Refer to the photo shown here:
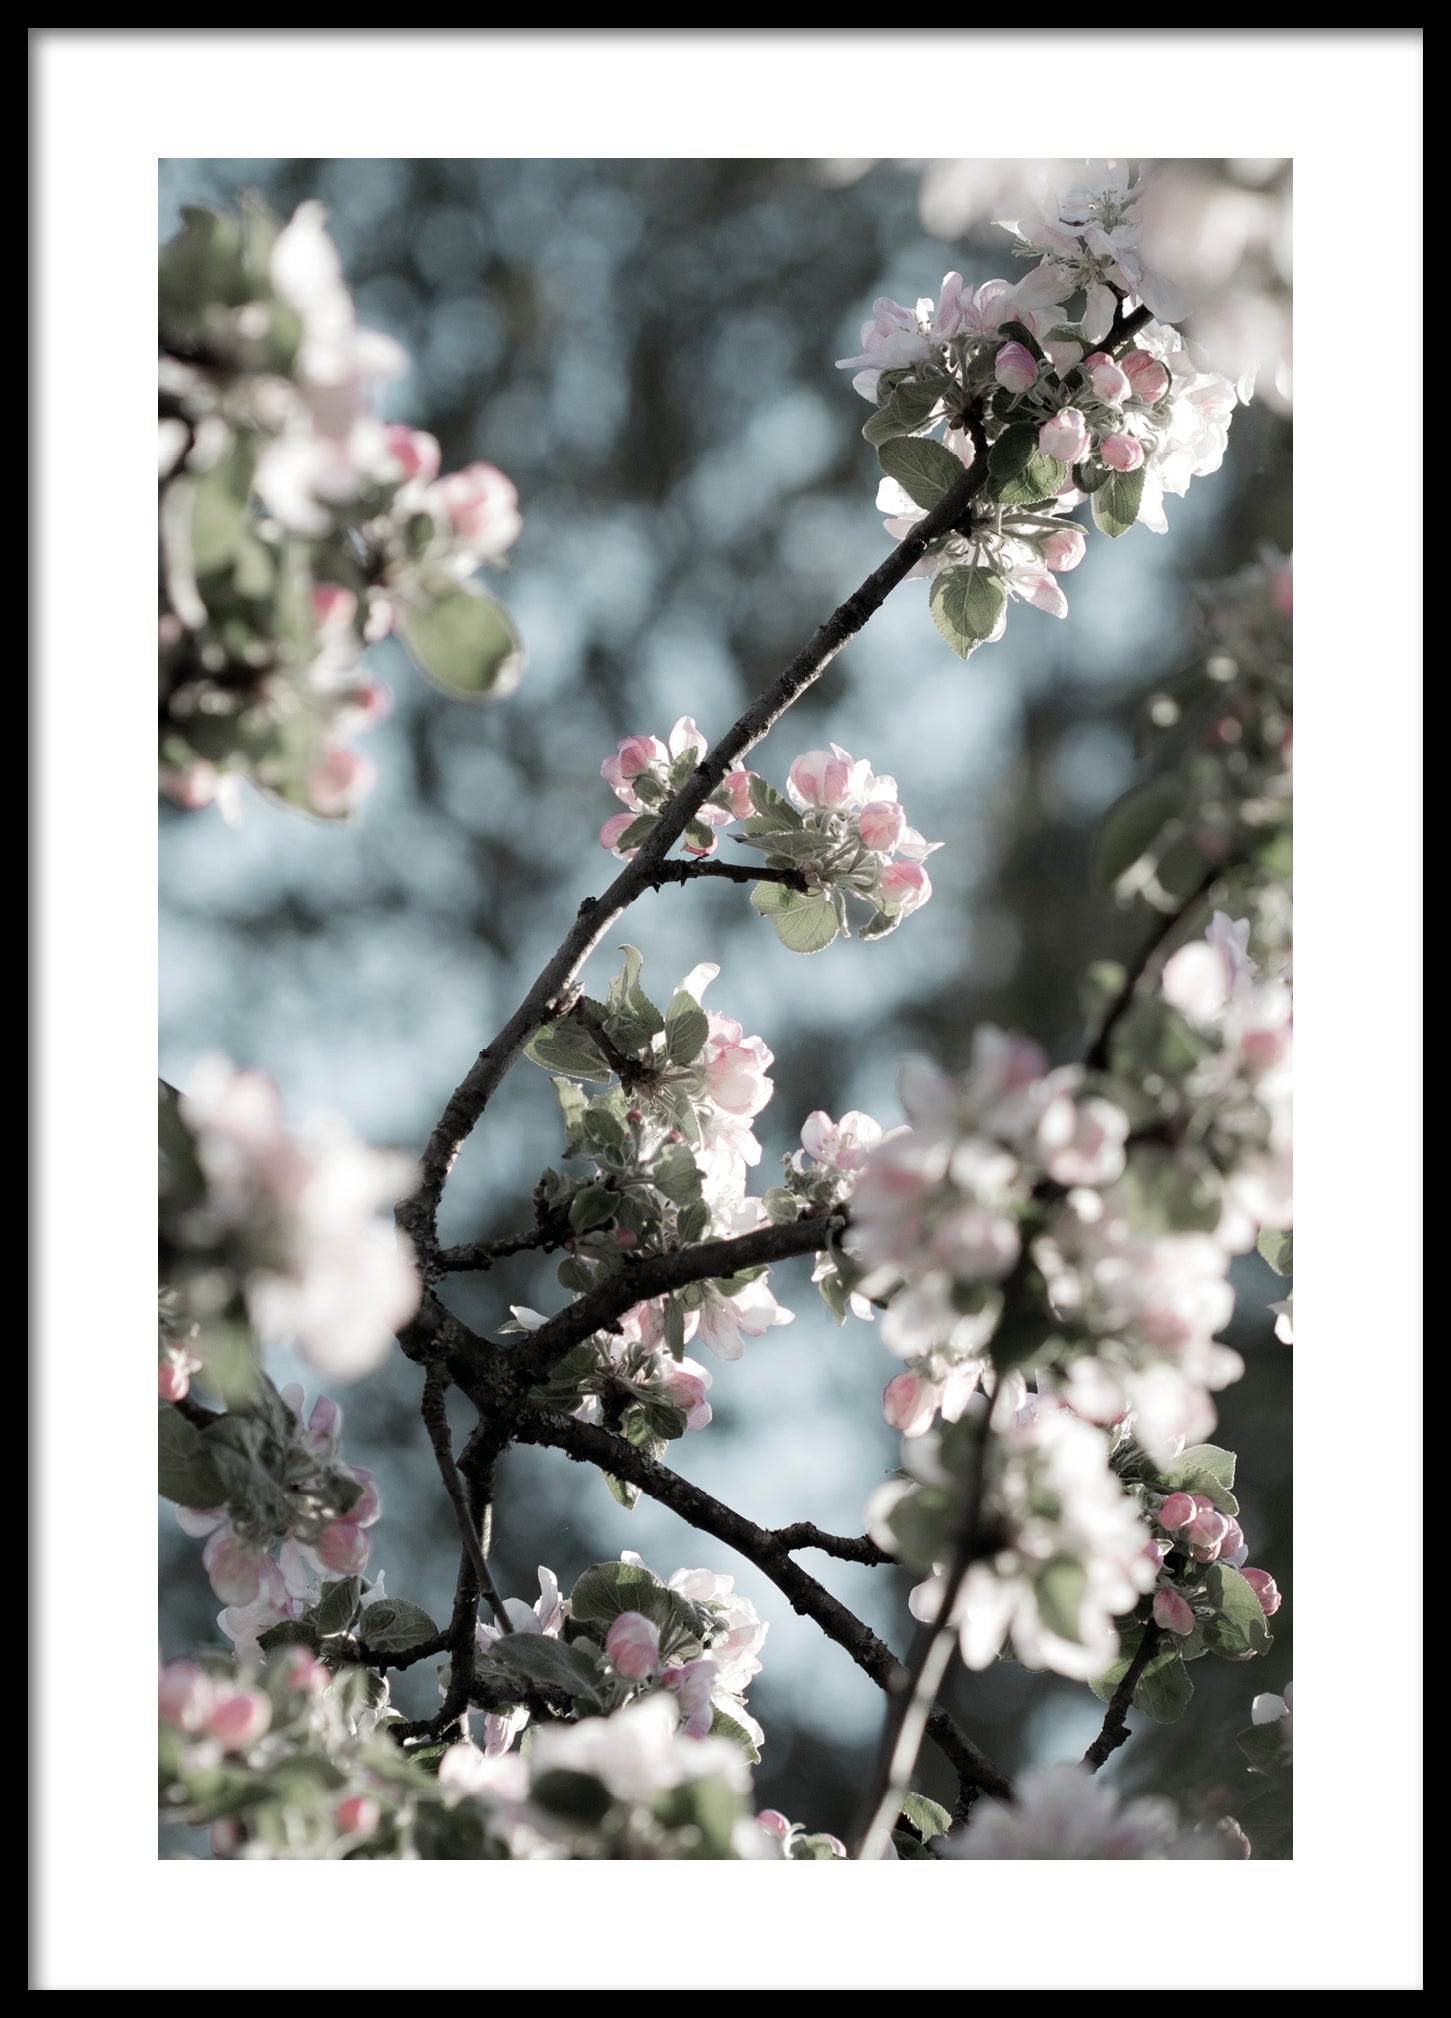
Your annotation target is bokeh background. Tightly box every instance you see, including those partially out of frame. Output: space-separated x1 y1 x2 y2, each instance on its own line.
159 157 1292 1849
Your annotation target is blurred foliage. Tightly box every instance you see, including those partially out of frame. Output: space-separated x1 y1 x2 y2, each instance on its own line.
160 157 1291 1848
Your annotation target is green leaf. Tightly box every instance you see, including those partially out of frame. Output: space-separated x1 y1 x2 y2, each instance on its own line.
312 1576 363 1638
1158 1444 1239 1517
749 879 841 954
1202 1563 1272 1658
744 775 805 833
899 1792 953 1843
603 1471 642 1510
667 746 700 791
551 1077 591 1155
399 585 525 699
1091 467 1146 539
525 1020 614 1082
1093 776 1183 890
997 319 1048 364
653 1776 740 1858
1037 1557 1089 1644
889 1829 936 1860
484 1633 606 1711
676 1199 711 1245
609 812 660 854
664 991 709 1066
708 1703 762 1765
984 423 1068 505
623 1399 687 1447
567 1562 706 1656
861 373 947 446
877 435 967 511
157 1409 227 1508
357 1598 440 1656
530 1767 615 1827
929 566 1006 660
568 1186 617 1234
1257 1229 1293 1277
1236 1721 1292 1775
606 946 665 1048
189 456 252 574
256 1618 322 1656
1090 1625 1194 1722
652 1140 703 1206
884 1484 956 1575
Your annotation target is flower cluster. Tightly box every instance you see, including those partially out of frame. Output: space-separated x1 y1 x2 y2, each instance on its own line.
159 1060 420 1386
837 163 1239 656
946 1760 1241 1861
465 1554 769 1776
164 1379 382 1660
159 199 524 822
1146 1484 1282 1642
599 716 754 859
599 727 942 955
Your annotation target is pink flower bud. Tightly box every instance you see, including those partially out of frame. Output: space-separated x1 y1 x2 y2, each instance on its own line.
1040 525 1086 573
158 1359 191 1403
336 1795 381 1839
1185 1506 1230 1562
312 584 358 632
202 1530 267 1606
1122 350 1170 404
205 1684 272 1753
994 341 1039 394
858 799 907 854
718 768 755 819
883 1371 941 1438
1085 352 1132 405
606 1611 661 1680
608 735 665 783
756 1809 792 1840
159 1660 216 1733
788 749 857 812
615 1226 639 1249
662 1368 713 1431
873 859 932 915
382 425 441 486
1038 409 1091 465
312 1520 370 1575
1153 1586 1197 1635
306 745 375 817
1157 1492 1197 1532
1240 1568 1282 1616
427 462 521 560
1100 433 1145 472
1219 1517 1247 1568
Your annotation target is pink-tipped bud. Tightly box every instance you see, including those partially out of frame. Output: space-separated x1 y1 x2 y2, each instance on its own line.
718 768 756 819
1153 1586 1197 1636
615 1227 639 1249
158 1358 191 1403
756 1809 792 1839
1157 1492 1197 1532
994 341 1039 394
611 735 665 782
788 749 858 812
1185 1506 1231 1562
1240 1568 1282 1617
858 799 907 855
1038 408 1091 465
1040 525 1086 573
605 1610 661 1680
1085 352 1131 405
205 1684 272 1753
382 425 441 486
336 1795 381 1839
872 859 932 915
1122 350 1171 404
158 1660 216 1733
1219 1516 1248 1568
1100 433 1145 472
662 1368 712 1431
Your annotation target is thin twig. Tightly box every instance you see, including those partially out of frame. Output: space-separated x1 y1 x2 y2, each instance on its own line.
1082 1619 1161 1770
1085 861 1227 1071
514 1406 1012 1806
647 860 810 893
420 1361 513 1636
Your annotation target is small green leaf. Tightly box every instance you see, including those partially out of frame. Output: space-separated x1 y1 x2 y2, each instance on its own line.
568 1186 617 1234
484 1633 606 1710
1202 1563 1272 1659
257 1618 323 1656
1093 776 1183 890
929 566 1006 660
525 1021 614 1082
652 1141 703 1205
877 436 967 511
744 775 805 833
1091 467 1146 539
861 373 947 446
357 1598 440 1656
1090 1625 1195 1722
1236 1721 1292 1775
1158 1444 1239 1517
399 585 525 699
1257 1229 1293 1277
312 1576 363 1638
157 1409 226 1509
749 879 841 954
664 991 709 1066
530 1768 615 1827
985 423 1068 505
707 1703 762 1765
899 1792 953 1843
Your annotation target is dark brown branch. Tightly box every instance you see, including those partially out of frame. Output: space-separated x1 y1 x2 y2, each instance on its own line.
1106 301 1155 356
329 1631 451 1674
397 462 986 1270
437 1206 572 1276
772 1524 889 1567
648 859 810 893
1083 1619 1161 1770
1085 861 1227 1072
514 1407 1012 1805
420 1361 512 1637
511 1212 845 1390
